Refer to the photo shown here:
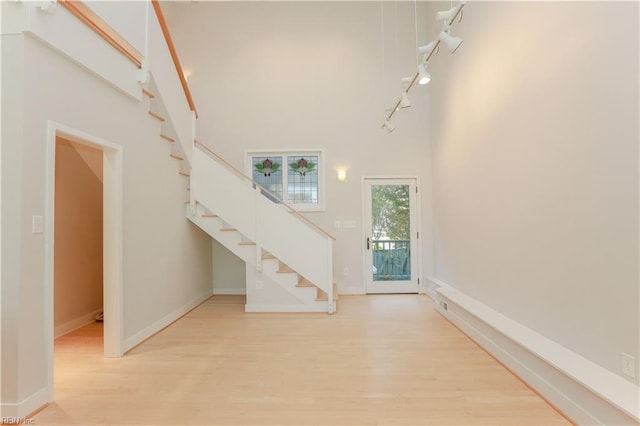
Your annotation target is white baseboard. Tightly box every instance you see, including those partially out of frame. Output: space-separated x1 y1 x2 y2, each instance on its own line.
213 287 246 295
123 291 211 353
339 286 366 295
431 281 639 425
245 303 327 313
1 386 49 418
54 308 103 338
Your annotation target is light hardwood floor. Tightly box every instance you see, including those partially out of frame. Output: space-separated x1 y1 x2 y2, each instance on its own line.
33 295 571 425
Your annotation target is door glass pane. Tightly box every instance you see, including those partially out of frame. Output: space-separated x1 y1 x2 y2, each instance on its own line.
371 184 411 281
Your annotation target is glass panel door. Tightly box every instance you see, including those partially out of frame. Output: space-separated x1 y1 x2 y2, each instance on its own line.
364 178 418 293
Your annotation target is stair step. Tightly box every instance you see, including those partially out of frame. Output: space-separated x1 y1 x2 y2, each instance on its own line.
148 111 166 122
315 283 339 301
262 253 277 260
170 154 184 161
297 279 315 288
220 228 237 232
277 265 296 274
238 241 256 246
160 134 175 143
201 214 218 218
142 88 155 99
179 171 190 177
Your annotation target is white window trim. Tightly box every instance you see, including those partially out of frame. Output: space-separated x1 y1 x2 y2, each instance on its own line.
244 149 325 212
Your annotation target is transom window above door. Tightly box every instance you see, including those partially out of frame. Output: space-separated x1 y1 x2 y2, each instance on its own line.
245 150 324 211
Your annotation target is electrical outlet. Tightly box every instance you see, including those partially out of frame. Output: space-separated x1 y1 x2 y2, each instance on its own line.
256 280 263 289
621 353 636 378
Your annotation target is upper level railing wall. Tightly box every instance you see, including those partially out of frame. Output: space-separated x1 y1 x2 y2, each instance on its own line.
3 0 197 161
8 0 143 99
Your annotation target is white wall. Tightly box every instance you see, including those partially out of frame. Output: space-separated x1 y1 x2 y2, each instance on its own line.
168 1 436 295
1 30 212 414
426 1 639 385
212 240 245 295
1 34 25 412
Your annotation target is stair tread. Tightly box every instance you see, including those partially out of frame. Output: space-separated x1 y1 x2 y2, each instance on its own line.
201 214 218 218
220 228 237 232
142 88 155 99
160 134 176 143
148 111 166 122
179 172 190 177
238 241 256 246
262 253 277 260
170 154 184 160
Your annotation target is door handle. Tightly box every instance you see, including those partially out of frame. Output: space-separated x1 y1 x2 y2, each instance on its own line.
366 237 370 250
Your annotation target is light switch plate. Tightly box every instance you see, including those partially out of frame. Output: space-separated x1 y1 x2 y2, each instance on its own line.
32 215 44 234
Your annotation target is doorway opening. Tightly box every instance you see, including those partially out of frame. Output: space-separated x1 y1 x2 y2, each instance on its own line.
45 122 123 403
363 177 420 294
53 138 104 341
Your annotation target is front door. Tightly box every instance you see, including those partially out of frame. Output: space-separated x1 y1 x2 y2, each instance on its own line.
364 178 419 293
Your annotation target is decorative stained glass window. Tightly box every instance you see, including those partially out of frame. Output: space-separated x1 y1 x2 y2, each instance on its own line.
251 156 283 202
287 156 318 204
247 151 323 211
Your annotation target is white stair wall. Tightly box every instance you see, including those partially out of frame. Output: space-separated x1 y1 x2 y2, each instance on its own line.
190 147 335 310
187 204 332 312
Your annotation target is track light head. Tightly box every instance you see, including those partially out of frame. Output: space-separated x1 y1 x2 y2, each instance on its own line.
417 64 431 85
418 41 436 56
439 30 463 54
400 92 411 109
436 6 458 22
383 119 395 132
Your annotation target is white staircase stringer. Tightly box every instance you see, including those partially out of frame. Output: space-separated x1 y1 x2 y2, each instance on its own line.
186 205 322 307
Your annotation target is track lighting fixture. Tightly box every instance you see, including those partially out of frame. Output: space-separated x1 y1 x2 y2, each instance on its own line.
381 1 467 132
417 64 431 85
439 30 463 54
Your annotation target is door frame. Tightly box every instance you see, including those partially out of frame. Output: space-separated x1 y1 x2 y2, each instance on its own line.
44 121 124 402
361 176 422 294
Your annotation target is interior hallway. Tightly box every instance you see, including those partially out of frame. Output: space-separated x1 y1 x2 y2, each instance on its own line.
34 295 571 425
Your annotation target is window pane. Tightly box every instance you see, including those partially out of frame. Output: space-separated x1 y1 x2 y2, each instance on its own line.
287 156 318 205
251 156 283 202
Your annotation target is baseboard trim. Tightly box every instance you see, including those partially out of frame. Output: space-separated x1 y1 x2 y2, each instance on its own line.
123 291 212 353
213 287 246 295
431 282 639 425
244 303 327 313
54 308 103 338
1 386 49 418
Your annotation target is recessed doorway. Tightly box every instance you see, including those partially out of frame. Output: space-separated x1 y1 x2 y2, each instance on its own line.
45 122 124 403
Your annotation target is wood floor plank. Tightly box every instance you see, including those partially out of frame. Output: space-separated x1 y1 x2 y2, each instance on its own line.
33 295 571 425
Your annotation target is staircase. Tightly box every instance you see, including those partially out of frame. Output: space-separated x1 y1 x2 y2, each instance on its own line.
142 82 337 314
